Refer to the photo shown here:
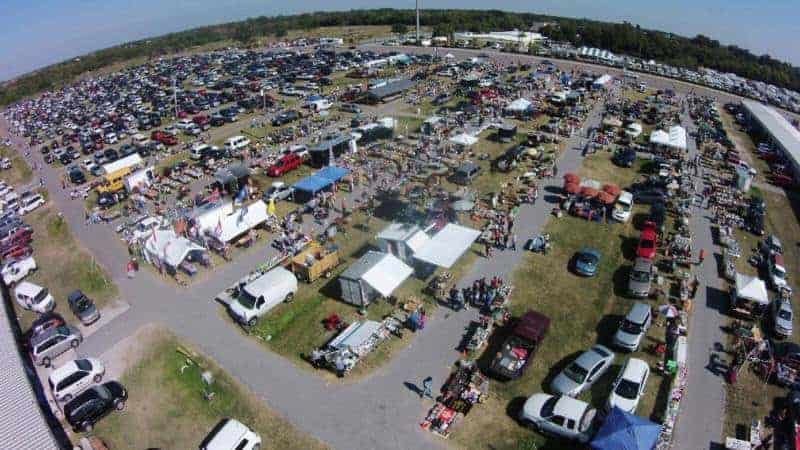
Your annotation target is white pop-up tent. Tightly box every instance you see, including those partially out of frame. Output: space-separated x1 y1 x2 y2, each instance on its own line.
102 153 142 175
505 98 533 113
650 125 687 152
414 223 481 268
449 133 479 147
734 273 768 305
143 228 205 269
214 200 269 243
339 251 413 306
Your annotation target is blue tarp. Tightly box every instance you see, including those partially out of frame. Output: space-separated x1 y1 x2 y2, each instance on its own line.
293 175 332 194
590 408 660 450
315 166 350 183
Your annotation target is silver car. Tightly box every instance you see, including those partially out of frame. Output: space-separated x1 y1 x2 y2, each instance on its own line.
551 345 615 396
773 297 793 339
30 325 82 367
628 258 653 298
613 302 651 352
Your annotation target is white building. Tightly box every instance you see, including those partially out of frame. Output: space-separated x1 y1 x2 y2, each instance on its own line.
454 30 545 49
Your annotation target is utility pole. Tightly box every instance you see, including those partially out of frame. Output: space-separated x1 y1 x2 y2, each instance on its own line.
415 0 420 44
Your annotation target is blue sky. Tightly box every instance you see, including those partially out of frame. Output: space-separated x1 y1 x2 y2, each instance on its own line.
1 0 798 81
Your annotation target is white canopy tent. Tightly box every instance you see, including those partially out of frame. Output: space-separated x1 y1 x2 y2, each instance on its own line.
414 223 481 268
328 321 382 351
360 253 414 297
650 125 687 151
734 273 768 305
505 98 532 112
215 200 269 243
194 202 234 233
449 134 479 147
102 153 142 175
143 228 205 268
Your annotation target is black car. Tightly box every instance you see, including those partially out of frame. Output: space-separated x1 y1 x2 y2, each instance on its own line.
272 110 299 126
103 148 119 162
649 202 666 231
210 115 226 127
613 148 637 168
67 290 100 325
64 381 127 432
68 166 86 185
631 188 667 205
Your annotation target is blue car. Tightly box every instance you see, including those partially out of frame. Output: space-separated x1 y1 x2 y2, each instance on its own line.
574 248 601 276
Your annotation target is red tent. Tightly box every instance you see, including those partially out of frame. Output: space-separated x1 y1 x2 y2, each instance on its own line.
602 184 621 196
564 182 581 195
597 191 616 204
580 187 599 198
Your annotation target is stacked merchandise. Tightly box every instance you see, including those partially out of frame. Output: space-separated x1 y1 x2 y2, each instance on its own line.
421 360 489 438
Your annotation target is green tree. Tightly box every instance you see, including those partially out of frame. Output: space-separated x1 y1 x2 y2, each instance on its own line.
391 23 408 36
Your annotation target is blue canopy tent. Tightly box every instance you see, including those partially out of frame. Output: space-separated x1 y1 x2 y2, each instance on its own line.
292 175 333 203
590 408 660 450
315 166 351 183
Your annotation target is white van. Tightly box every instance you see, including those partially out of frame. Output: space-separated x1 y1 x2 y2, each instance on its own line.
200 418 262 450
1 256 37 285
15 281 55 313
132 133 150 147
228 267 297 326
224 136 250 154
190 143 211 160
612 191 633 223
18 193 45 215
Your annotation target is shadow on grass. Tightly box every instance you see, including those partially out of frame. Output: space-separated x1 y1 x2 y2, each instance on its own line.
649 371 672 423
596 314 623 347
612 265 632 298
619 234 639 262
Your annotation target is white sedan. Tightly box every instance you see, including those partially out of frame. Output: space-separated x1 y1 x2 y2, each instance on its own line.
519 393 597 443
607 358 650 413
48 358 105 402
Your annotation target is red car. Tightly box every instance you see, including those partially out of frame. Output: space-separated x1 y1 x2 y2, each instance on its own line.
151 131 178 146
267 153 303 177
637 221 657 260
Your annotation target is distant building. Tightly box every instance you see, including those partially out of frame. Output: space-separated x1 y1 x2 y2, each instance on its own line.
743 99 800 179
453 30 545 49
319 37 344 46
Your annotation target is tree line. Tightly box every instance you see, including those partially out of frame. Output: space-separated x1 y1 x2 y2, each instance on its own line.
1 9 798 106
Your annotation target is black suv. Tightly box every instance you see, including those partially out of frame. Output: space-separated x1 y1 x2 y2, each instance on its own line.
272 110 299 126
68 166 86 185
64 381 127 432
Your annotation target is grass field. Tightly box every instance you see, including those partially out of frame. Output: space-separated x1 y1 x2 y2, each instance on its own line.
92 331 328 450
11 206 118 330
0 145 33 186
452 150 673 449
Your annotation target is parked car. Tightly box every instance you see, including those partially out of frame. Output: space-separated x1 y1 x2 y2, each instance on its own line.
18 193 45 215
68 166 86 184
519 393 598 443
263 182 293 202
631 188 666 205
773 297 794 339
339 103 361 114
613 302 652 351
200 418 262 450
64 381 127 432
550 345 615 396
67 290 101 326
28 311 65 340
489 310 550 379
15 281 55 313
767 253 789 290
612 191 633 222
573 248 601 277
636 221 657 260
48 358 105 402
1 255 36 286
30 324 82 367
272 110 299 126
607 357 650 413
451 163 481 185
628 257 653 298
267 153 303 177
613 148 636 167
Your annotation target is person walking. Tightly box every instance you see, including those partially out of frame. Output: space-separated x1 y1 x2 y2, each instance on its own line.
422 376 433 399
510 233 517 251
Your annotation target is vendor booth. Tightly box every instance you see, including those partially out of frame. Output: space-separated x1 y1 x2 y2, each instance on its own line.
421 360 489 439
649 126 687 155
413 223 481 269
214 164 250 193
210 200 269 244
292 175 333 203
315 166 351 184
449 134 478 149
308 134 352 167
124 166 154 193
376 223 430 265
338 251 413 307
309 318 401 376
730 273 768 319
143 228 208 275
504 98 534 118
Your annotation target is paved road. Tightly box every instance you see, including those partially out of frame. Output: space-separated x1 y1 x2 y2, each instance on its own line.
672 108 727 448
1 85 606 449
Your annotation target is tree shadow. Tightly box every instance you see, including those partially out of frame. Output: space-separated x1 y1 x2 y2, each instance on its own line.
612 265 632 297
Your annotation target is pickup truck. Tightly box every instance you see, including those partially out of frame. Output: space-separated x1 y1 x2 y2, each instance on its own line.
490 310 550 380
267 153 303 177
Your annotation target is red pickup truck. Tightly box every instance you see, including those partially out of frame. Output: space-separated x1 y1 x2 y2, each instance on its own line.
193 115 211 130
151 131 178 146
267 153 304 177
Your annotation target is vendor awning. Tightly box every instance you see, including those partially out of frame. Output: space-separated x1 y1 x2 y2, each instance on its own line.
505 98 532 112
102 153 142 175
734 273 768 305
360 252 413 297
315 166 350 183
328 321 382 351
649 125 687 151
414 223 480 268
293 175 333 194
144 228 204 267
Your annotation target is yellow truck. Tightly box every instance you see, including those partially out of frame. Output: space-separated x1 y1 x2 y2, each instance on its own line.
290 242 340 283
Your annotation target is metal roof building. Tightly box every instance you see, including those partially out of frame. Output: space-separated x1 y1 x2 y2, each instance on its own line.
365 79 416 103
743 99 800 174
0 289 63 450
